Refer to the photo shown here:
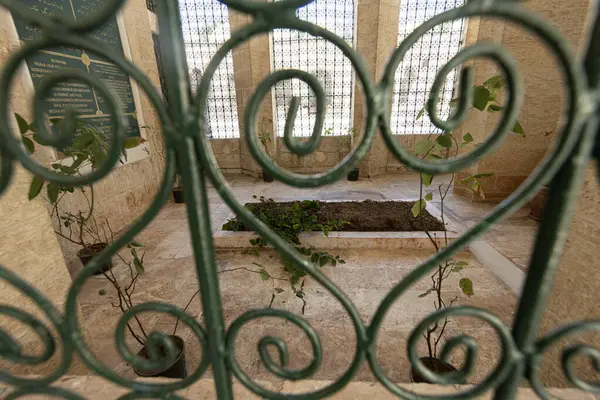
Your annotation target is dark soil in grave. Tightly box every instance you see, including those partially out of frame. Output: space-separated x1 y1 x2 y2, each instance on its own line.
228 200 445 232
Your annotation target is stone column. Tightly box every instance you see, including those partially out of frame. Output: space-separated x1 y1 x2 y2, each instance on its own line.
353 0 401 177
229 5 275 178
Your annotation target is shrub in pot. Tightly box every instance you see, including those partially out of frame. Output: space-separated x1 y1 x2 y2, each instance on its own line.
410 75 526 382
21 114 195 378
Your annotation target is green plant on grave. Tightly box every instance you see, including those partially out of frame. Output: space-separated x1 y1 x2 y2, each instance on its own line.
412 75 526 363
222 196 348 313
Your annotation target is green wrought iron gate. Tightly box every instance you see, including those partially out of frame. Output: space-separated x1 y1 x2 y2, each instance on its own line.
0 0 599 398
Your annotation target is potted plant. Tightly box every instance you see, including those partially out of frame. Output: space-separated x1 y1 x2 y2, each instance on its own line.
20 114 195 377
20 115 143 274
410 75 525 382
172 174 184 203
258 119 274 182
97 240 196 379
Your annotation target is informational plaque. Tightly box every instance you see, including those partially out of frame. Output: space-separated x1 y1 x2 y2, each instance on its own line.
12 0 141 142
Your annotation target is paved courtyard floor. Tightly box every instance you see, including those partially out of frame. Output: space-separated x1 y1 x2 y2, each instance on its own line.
55 173 546 388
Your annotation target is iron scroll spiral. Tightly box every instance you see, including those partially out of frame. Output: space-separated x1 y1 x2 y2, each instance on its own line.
0 0 597 399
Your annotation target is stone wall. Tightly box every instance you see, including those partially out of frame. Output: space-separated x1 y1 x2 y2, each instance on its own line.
46 0 166 274
211 139 241 174
0 7 75 377
454 0 592 200
276 137 350 174
539 165 600 386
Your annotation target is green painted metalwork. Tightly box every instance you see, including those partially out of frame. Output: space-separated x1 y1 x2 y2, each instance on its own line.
0 0 598 398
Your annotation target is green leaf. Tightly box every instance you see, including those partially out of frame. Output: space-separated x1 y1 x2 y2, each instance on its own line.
472 86 490 111
411 199 426 217
98 289 107 296
15 113 29 135
338 259 346 264
32 133 51 146
134 257 144 274
453 261 468 272
319 256 329 267
124 137 143 149
484 75 505 90
459 176 474 184
28 121 37 132
311 253 319 263
459 278 474 297
260 269 270 281
416 107 425 120
436 134 453 148
130 240 144 248
421 172 434 187
28 176 44 200
415 139 434 155
512 121 525 136
449 98 459 109
487 104 504 112
419 289 432 298
472 172 495 179
424 192 433 201
22 137 35 153
59 165 77 175
47 183 59 204
463 133 473 143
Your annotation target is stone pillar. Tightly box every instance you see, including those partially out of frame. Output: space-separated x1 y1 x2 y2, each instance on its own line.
353 0 401 177
229 5 275 178
454 0 591 200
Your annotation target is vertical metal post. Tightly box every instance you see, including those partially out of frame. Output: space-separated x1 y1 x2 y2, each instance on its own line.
154 1 233 398
493 2 600 398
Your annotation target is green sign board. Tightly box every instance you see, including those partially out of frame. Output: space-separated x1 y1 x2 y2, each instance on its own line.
12 0 141 140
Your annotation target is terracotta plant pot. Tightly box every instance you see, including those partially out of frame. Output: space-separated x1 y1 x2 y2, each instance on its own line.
77 243 113 276
172 188 185 204
347 168 360 181
528 185 549 221
134 335 187 379
262 170 274 182
409 357 459 384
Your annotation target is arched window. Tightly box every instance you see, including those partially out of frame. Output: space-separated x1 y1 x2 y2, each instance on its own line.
180 0 240 138
391 0 467 135
272 0 356 137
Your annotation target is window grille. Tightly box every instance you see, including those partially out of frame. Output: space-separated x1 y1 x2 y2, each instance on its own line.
179 0 240 138
272 0 355 137
390 0 467 135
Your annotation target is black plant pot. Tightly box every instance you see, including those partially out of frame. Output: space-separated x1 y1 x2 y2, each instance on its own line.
172 188 185 204
262 170 274 182
134 335 187 379
528 185 549 221
347 168 360 181
77 243 113 276
409 357 459 384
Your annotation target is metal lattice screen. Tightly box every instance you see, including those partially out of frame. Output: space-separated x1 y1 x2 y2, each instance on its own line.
391 0 467 135
272 0 355 137
179 0 240 138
